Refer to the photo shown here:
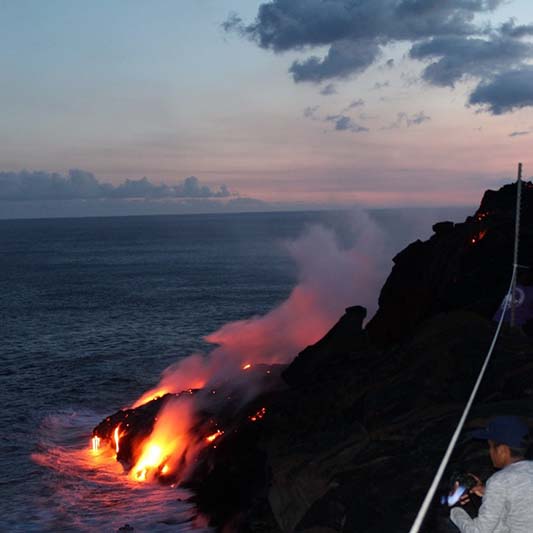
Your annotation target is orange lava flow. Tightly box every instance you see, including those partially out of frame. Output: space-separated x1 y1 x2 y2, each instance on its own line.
242 363 252 370
113 425 122 454
131 388 171 409
130 397 195 483
91 435 101 452
206 430 224 443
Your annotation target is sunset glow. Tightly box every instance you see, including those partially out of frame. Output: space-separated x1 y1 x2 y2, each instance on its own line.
2 1 533 220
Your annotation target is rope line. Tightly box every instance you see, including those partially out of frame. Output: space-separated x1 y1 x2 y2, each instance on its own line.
408 265 517 533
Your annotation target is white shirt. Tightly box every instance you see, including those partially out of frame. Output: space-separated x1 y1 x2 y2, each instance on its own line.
450 460 533 533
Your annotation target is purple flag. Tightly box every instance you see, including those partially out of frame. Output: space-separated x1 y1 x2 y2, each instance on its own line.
493 284 533 326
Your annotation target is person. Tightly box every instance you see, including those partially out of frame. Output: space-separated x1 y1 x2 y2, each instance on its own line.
450 415 533 533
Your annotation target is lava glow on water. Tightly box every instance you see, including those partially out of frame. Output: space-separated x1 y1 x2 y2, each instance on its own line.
32 410 211 532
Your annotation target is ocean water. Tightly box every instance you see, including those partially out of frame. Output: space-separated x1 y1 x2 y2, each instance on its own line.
0 208 470 532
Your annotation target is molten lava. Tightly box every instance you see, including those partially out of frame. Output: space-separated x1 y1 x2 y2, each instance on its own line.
249 407 267 422
242 363 252 370
113 425 122 454
206 430 224 443
128 396 196 483
132 388 171 409
471 230 487 245
91 435 101 452
133 442 168 482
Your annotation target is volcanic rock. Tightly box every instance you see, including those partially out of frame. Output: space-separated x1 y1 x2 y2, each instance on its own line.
95 181 533 532
93 391 197 468
188 181 533 532
366 181 533 346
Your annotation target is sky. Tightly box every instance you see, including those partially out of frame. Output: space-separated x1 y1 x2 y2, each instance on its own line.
1 0 533 218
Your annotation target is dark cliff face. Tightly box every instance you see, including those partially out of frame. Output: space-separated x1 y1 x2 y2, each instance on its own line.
189 181 533 532
366 181 533 346
94 182 533 532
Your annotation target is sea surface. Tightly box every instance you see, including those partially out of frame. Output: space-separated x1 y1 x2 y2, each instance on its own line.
0 208 470 532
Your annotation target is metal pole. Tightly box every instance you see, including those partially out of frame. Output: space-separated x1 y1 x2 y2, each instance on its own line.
510 162 522 327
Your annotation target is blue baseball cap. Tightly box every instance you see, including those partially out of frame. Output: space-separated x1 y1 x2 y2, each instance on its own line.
470 416 529 448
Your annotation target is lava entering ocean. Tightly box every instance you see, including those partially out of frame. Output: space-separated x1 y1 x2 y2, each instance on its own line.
90 218 386 485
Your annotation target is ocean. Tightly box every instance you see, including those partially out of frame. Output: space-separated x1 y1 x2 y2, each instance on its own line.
0 208 471 532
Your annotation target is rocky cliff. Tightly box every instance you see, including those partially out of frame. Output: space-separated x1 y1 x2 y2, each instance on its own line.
188 181 533 532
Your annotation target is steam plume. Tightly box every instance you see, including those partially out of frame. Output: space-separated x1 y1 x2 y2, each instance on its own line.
134 210 387 406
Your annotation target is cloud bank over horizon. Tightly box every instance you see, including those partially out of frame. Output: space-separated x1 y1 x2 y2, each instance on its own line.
225 0 533 115
0 170 233 202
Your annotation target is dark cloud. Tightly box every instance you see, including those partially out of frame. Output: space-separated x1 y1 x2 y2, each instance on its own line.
358 112 378 121
303 105 321 120
373 81 390 90
225 0 533 114
385 58 395 68
325 114 369 133
499 19 533 38
320 83 338 95
225 0 503 84
0 170 233 201
509 130 530 137
469 67 533 114
0 169 111 201
305 103 370 130
229 0 501 53
387 111 431 128
289 39 381 83
409 35 533 87
344 98 365 110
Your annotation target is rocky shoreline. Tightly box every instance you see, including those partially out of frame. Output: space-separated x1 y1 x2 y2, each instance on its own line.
101 181 533 532
186 182 533 532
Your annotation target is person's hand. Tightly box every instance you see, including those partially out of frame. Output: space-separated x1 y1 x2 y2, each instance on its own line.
456 474 485 505
459 492 471 506
468 473 485 497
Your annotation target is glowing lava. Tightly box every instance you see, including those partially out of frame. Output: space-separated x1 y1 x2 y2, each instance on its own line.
130 397 196 483
132 388 171 408
471 230 487 245
133 443 167 481
113 425 122 454
91 435 101 452
242 363 252 370
249 407 267 422
206 430 224 443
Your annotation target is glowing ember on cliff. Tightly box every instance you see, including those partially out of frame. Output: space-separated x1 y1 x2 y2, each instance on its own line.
471 230 487 245
249 407 267 422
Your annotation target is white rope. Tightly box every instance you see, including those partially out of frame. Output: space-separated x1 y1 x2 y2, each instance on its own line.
408 265 517 533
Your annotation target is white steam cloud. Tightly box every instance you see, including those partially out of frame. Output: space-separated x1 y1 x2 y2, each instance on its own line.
134 209 387 407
